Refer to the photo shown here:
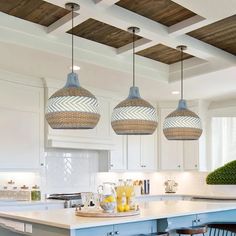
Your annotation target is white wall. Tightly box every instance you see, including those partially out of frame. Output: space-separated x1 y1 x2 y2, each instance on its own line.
0 172 40 190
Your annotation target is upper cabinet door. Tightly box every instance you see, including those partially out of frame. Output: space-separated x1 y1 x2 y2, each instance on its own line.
159 108 183 170
140 131 157 171
109 135 127 171
0 80 43 170
127 135 142 171
182 106 200 170
109 100 127 171
183 140 199 170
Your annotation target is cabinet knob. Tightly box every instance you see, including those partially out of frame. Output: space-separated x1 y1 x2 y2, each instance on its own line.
110 164 114 168
195 164 198 168
108 232 114 236
177 165 181 168
114 231 119 235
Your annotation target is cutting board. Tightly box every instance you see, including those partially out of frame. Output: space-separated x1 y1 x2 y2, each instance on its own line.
75 209 140 218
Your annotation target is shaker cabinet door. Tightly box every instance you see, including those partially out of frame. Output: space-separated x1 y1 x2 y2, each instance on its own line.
0 80 43 170
140 132 157 170
159 108 183 170
127 135 142 170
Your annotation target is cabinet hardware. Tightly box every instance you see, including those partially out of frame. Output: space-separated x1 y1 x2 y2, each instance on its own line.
141 165 146 168
177 165 181 168
110 164 114 167
108 232 115 236
195 164 198 168
114 231 119 235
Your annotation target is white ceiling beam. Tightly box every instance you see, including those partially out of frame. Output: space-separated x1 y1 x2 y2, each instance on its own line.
94 0 120 6
117 38 158 55
168 15 207 36
175 34 235 64
169 57 234 82
171 0 236 20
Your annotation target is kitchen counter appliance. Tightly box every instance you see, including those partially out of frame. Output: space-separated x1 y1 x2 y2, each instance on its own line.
47 193 82 208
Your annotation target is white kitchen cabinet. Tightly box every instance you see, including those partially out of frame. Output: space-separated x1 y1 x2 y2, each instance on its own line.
183 141 199 170
159 105 200 171
183 106 200 170
127 136 142 170
127 131 157 171
108 100 127 171
140 134 157 170
0 77 43 171
45 86 114 150
159 108 183 170
109 134 127 171
102 132 157 172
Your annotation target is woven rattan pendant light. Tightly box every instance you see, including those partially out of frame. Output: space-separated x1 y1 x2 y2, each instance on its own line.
111 27 158 135
45 3 100 129
163 45 202 140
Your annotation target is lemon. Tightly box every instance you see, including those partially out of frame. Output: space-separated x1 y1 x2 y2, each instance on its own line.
124 204 130 212
105 196 116 203
117 205 125 212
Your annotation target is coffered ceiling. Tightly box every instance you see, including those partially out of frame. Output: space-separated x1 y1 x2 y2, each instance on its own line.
0 0 69 27
137 44 193 64
115 0 197 26
67 18 142 48
0 0 235 86
188 15 236 56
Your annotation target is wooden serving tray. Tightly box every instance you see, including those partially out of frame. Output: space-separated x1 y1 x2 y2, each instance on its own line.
75 209 140 218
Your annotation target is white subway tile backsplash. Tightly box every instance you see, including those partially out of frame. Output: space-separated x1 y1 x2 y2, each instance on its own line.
45 149 99 194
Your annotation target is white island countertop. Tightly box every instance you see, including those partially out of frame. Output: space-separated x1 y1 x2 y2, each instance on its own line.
136 193 236 200
1 200 236 229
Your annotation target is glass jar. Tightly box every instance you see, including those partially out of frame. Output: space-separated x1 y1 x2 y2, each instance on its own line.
31 185 41 201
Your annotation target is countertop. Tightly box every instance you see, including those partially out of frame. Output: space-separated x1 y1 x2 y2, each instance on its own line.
1 200 236 229
0 199 64 207
136 193 236 200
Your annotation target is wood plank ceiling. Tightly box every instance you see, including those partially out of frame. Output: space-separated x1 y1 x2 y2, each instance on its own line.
116 0 197 26
188 15 236 56
68 18 142 48
0 0 69 27
137 44 193 64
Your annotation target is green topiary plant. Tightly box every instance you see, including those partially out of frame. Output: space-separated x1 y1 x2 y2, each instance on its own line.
206 160 236 185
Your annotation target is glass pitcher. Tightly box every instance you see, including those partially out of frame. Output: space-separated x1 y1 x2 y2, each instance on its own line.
98 182 117 198
97 182 117 213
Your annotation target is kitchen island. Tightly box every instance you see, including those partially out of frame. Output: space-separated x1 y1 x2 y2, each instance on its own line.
0 200 236 236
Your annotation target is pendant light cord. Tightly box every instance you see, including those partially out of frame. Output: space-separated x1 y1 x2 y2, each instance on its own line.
132 28 135 87
71 5 74 73
181 47 183 100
